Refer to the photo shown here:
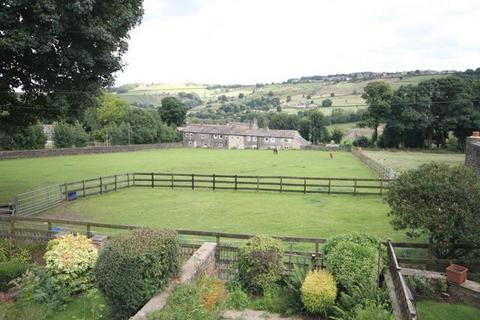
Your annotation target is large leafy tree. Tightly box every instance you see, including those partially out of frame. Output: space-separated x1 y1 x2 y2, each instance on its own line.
159 97 187 127
386 163 480 258
0 0 144 131
361 81 393 143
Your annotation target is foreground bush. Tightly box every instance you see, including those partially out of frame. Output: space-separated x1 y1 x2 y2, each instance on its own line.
149 275 226 320
386 163 480 258
95 228 180 319
322 233 379 257
0 260 33 291
238 235 284 294
324 241 377 291
44 234 97 295
301 270 337 314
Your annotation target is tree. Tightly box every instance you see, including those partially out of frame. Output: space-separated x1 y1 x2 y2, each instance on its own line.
298 118 310 141
309 110 328 144
322 99 333 108
286 96 292 103
330 92 335 97
97 93 129 127
269 113 299 130
0 124 46 150
159 97 187 126
361 81 392 143
0 0 144 133
386 163 480 258
53 121 89 148
238 93 245 99
330 128 344 143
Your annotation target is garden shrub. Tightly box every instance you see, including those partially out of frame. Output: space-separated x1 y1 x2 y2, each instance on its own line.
324 241 377 291
95 228 180 319
237 235 284 294
301 269 337 314
16 268 68 310
354 302 395 320
0 260 33 291
44 234 97 295
0 239 46 264
323 232 379 257
333 282 393 320
225 282 251 310
149 275 226 320
282 264 309 314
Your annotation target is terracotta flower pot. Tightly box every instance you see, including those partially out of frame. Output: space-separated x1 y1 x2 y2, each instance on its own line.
446 264 468 284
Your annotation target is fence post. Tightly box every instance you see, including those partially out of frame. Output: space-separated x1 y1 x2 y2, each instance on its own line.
235 175 238 191
99 177 103 194
86 224 92 238
257 176 259 192
82 180 86 197
127 173 130 188
114 175 117 191
380 180 383 196
315 242 320 269
9 220 15 237
192 174 195 190
47 222 52 239
151 172 154 188
354 179 357 195
328 179 331 195
213 174 216 191
171 174 174 189
133 173 136 187
280 177 283 192
304 178 306 194
215 234 220 263
64 183 68 200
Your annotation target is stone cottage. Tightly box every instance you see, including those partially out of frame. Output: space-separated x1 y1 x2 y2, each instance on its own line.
465 131 480 177
179 122 310 150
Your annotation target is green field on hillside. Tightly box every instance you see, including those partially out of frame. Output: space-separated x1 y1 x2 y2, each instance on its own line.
43 187 403 241
363 150 465 172
0 149 376 202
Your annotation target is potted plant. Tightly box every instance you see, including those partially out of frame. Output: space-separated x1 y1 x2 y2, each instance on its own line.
446 264 468 284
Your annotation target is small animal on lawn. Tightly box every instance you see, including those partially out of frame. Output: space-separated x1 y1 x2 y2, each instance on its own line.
329 152 334 159
273 148 279 155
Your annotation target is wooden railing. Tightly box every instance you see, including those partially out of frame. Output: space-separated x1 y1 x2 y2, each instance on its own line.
387 240 418 320
62 172 391 198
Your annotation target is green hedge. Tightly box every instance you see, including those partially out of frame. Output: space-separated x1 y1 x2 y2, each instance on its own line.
324 241 377 291
238 235 284 294
95 229 180 319
322 232 379 257
0 260 33 291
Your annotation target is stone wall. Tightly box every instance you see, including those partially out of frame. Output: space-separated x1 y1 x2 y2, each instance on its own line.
465 133 480 177
0 142 182 160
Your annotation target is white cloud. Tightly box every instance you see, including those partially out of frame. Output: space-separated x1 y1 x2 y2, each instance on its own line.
115 0 480 85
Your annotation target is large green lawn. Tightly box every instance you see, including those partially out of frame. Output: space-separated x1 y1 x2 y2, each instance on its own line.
42 187 405 241
416 300 480 320
363 150 465 173
0 149 376 202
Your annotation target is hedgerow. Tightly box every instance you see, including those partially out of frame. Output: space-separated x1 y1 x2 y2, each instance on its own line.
95 228 180 319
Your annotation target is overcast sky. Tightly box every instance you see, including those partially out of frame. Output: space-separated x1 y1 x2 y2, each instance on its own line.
114 0 480 85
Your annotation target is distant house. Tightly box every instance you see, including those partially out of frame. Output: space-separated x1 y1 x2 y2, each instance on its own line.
179 121 310 150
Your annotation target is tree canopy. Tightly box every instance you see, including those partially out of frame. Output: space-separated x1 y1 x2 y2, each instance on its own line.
361 81 393 143
0 0 144 132
159 97 187 127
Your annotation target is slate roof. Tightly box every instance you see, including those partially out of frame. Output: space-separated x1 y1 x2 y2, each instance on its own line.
180 124 301 139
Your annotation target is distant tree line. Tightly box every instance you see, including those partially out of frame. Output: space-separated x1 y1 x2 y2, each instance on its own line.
361 76 480 150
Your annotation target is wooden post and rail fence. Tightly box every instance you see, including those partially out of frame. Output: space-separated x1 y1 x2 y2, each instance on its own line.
10 172 392 216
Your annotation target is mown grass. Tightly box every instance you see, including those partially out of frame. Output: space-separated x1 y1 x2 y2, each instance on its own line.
416 300 480 320
0 149 376 202
43 187 405 241
362 150 465 172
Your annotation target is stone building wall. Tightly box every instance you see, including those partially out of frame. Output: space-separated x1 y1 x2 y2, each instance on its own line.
465 132 480 177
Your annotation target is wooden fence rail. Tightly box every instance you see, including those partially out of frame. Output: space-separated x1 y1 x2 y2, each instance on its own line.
387 240 418 320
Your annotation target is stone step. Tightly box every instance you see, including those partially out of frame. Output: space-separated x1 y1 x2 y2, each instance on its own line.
222 309 304 320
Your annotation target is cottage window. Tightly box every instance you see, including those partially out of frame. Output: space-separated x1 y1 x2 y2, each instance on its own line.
271 137 276 142
188 141 192 145
253 136 257 142
218 143 223 148
284 138 290 143
264 137 269 142
246 136 251 141
214 134 218 139
219 135 223 139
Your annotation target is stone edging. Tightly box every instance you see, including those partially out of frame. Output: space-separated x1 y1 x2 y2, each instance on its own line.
351 148 397 179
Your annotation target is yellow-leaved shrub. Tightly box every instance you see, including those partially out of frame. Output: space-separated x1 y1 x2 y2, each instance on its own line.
301 269 337 314
44 234 97 295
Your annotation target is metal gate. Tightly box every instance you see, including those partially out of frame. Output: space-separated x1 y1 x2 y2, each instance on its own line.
14 185 63 216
